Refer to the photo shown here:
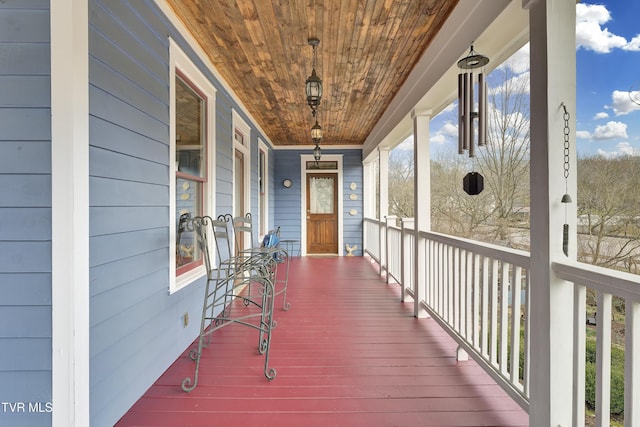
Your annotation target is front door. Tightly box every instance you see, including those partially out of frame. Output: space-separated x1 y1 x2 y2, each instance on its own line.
306 173 338 254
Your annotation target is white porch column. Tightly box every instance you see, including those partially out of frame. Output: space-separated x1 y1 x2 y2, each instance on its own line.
412 109 431 318
378 148 389 275
362 161 376 219
51 1 90 426
525 0 577 425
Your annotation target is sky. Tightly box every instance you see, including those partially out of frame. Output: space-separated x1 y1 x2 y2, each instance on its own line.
396 2 640 159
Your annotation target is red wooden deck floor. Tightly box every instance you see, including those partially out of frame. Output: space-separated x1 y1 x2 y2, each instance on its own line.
116 256 529 427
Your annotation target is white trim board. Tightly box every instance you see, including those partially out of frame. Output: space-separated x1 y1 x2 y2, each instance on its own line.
51 0 90 425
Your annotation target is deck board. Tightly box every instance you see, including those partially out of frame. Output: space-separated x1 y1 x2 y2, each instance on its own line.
116 256 528 427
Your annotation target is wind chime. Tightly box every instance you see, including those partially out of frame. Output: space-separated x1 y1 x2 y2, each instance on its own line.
561 103 572 256
457 44 489 195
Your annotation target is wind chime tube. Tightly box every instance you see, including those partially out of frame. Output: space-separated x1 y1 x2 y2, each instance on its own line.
458 73 464 154
463 72 470 152
478 72 486 147
469 72 476 157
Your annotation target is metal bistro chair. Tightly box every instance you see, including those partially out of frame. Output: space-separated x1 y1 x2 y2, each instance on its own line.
181 215 277 393
230 213 291 311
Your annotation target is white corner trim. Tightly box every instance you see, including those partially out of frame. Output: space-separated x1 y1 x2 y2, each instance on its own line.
51 1 90 426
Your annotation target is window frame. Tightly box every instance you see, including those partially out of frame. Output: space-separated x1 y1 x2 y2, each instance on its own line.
169 39 217 294
231 109 251 249
258 138 269 238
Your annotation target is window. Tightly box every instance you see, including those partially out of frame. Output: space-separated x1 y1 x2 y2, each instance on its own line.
258 139 269 237
170 39 216 293
175 75 206 275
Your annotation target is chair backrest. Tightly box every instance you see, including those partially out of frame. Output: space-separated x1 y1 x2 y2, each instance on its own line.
190 215 233 274
231 212 254 252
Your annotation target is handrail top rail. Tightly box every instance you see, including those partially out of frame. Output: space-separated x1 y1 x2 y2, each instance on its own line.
365 216 530 267
553 259 640 301
419 229 530 268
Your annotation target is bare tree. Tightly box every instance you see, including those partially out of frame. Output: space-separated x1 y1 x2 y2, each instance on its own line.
476 67 531 241
431 153 493 238
577 155 640 272
388 149 414 218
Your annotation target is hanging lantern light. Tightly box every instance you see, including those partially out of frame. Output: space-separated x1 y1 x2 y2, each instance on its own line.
313 143 322 163
305 38 322 115
457 44 489 158
311 119 322 142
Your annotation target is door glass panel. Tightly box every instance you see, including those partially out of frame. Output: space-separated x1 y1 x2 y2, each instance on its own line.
310 176 334 214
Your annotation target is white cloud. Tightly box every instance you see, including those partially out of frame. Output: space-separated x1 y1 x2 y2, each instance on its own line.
499 44 530 74
591 121 628 140
430 134 447 145
597 142 640 158
428 121 458 146
576 130 592 139
440 121 458 137
394 137 413 151
492 71 530 95
575 4 628 53
610 90 640 116
593 112 608 120
578 121 628 140
623 34 640 52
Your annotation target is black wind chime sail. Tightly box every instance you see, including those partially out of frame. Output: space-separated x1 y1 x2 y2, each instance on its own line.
457 44 489 195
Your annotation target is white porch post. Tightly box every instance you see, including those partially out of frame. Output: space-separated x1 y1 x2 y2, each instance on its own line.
363 161 373 254
51 1 90 426
412 110 431 318
378 148 389 276
526 0 577 425
362 161 376 220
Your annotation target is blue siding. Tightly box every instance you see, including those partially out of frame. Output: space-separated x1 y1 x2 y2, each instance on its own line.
87 1 275 425
87 1 191 424
0 2 52 427
274 150 303 241
342 150 364 256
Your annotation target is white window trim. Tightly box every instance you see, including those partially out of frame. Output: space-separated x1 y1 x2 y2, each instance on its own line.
232 108 252 247
169 38 217 294
299 154 344 256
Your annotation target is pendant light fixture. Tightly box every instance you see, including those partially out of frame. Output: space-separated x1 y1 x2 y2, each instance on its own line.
313 143 322 163
311 119 322 163
305 38 322 116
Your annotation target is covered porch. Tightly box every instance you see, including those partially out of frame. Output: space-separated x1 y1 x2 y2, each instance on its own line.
116 256 528 427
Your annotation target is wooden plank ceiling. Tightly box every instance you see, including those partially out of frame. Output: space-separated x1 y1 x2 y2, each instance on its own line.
167 0 458 146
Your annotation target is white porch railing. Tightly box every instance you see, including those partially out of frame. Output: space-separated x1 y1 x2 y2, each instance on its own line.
364 217 640 427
